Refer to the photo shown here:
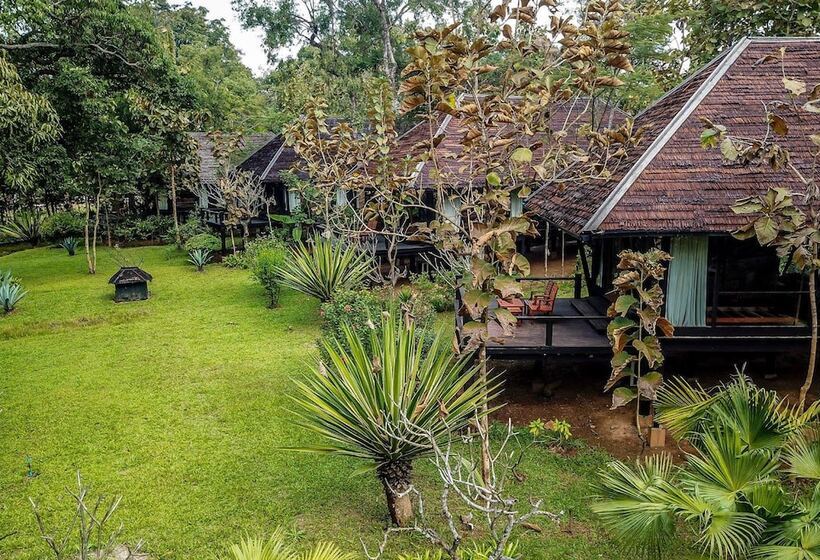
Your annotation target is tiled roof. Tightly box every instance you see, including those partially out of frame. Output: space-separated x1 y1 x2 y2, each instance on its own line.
396 97 628 191
527 37 820 236
189 132 275 184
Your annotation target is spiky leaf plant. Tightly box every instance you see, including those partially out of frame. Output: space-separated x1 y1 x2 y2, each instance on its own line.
593 375 820 560
0 211 42 245
289 309 498 526
228 528 353 560
0 270 26 313
60 237 77 256
274 235 372 302
187 248 213 272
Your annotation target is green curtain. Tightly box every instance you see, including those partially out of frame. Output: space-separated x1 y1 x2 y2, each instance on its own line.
666 236 708 327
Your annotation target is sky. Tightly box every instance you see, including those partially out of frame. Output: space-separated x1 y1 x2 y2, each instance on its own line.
184 0 272 76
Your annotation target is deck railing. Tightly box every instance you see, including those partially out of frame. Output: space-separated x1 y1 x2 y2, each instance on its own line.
707 284 815 327
454 273 600 348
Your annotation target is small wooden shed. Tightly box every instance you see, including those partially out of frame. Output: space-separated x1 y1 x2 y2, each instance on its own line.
108 267 152 302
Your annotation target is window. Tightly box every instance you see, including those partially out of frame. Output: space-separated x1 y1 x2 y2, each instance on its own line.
288 190 301 212
158 193 168 211
511 190 523 217
440 195 462 226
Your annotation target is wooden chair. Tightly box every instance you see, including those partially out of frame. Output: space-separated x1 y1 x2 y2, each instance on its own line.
527 281 558 315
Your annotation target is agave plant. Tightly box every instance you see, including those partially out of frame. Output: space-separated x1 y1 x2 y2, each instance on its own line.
188 248 213 272
0 270 27 313
228 528 353 560
0 211 43 245
60 237 78 256
593 375 820 560
274 235 372 302
289 310 498 526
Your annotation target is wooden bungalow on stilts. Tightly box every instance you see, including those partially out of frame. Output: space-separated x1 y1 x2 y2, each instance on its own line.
507 37 820 365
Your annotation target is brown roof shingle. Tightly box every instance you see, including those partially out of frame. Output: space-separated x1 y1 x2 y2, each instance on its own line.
527 37 820 236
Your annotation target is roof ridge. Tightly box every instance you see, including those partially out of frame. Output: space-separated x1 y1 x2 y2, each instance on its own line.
260 137 287 180
582 37 753 232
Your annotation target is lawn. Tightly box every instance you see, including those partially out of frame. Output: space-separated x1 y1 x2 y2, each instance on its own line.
0 246 622 559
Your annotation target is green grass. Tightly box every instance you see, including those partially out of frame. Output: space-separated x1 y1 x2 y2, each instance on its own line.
0 246 622 559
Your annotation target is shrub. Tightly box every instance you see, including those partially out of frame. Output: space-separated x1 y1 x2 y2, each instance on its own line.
188 248 213 272
166 214 212 246
115 215 174 241
251 242 287 307
410 272 453 312
222 252 245 269
320 288 436 359
59 237 78 256
0 270 26 313
0 212 43 245
593 375 820 559
184 233 221 252
42 210 85 240
275 235 373 302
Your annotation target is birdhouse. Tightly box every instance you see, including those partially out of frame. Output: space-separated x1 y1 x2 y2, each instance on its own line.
108 266 153 302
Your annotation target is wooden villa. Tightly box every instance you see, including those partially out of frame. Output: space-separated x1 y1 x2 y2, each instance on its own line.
485 37 820 361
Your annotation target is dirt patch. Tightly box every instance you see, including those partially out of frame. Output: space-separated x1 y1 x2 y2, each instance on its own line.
489 352 817 461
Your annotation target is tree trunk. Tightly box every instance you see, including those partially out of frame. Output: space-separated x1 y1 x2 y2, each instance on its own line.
373 0 397 93
90 183 101 275
170 164 181 247
104 201 112 247
378 460 413 526
84 196 93 274
799 270 817 410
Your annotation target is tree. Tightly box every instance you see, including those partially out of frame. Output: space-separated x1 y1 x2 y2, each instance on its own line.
605 249 674 445
288 0 642 482
145 1 273 131
0 55 60 213
594 375 820 559
133 96 200 246
289 310 496 526
700 49 820 409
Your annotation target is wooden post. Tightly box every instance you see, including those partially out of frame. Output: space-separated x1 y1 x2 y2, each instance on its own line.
544 221 550 275
574 273 582 299
711 267 719 327
545 320 554 346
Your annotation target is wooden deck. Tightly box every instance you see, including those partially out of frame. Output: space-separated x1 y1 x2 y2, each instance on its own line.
486 298 611 357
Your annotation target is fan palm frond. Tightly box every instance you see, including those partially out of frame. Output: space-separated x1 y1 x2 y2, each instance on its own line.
655 376 715 439
682 427 780 506
296 541 355 560
229 530 292 560
751 527 820 560
592 455 677 556
785 428 820 481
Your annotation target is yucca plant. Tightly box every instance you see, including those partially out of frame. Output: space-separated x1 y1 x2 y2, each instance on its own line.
0 270 26 313
60 237 78 256
289 310 498 526
188 248 213 272
274 235 372 302
0 211 43 245
228 528 353 560
593 375 820 560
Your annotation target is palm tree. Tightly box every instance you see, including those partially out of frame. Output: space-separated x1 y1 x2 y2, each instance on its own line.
289 310 498 526
592 375 820 560
274 235 373 302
